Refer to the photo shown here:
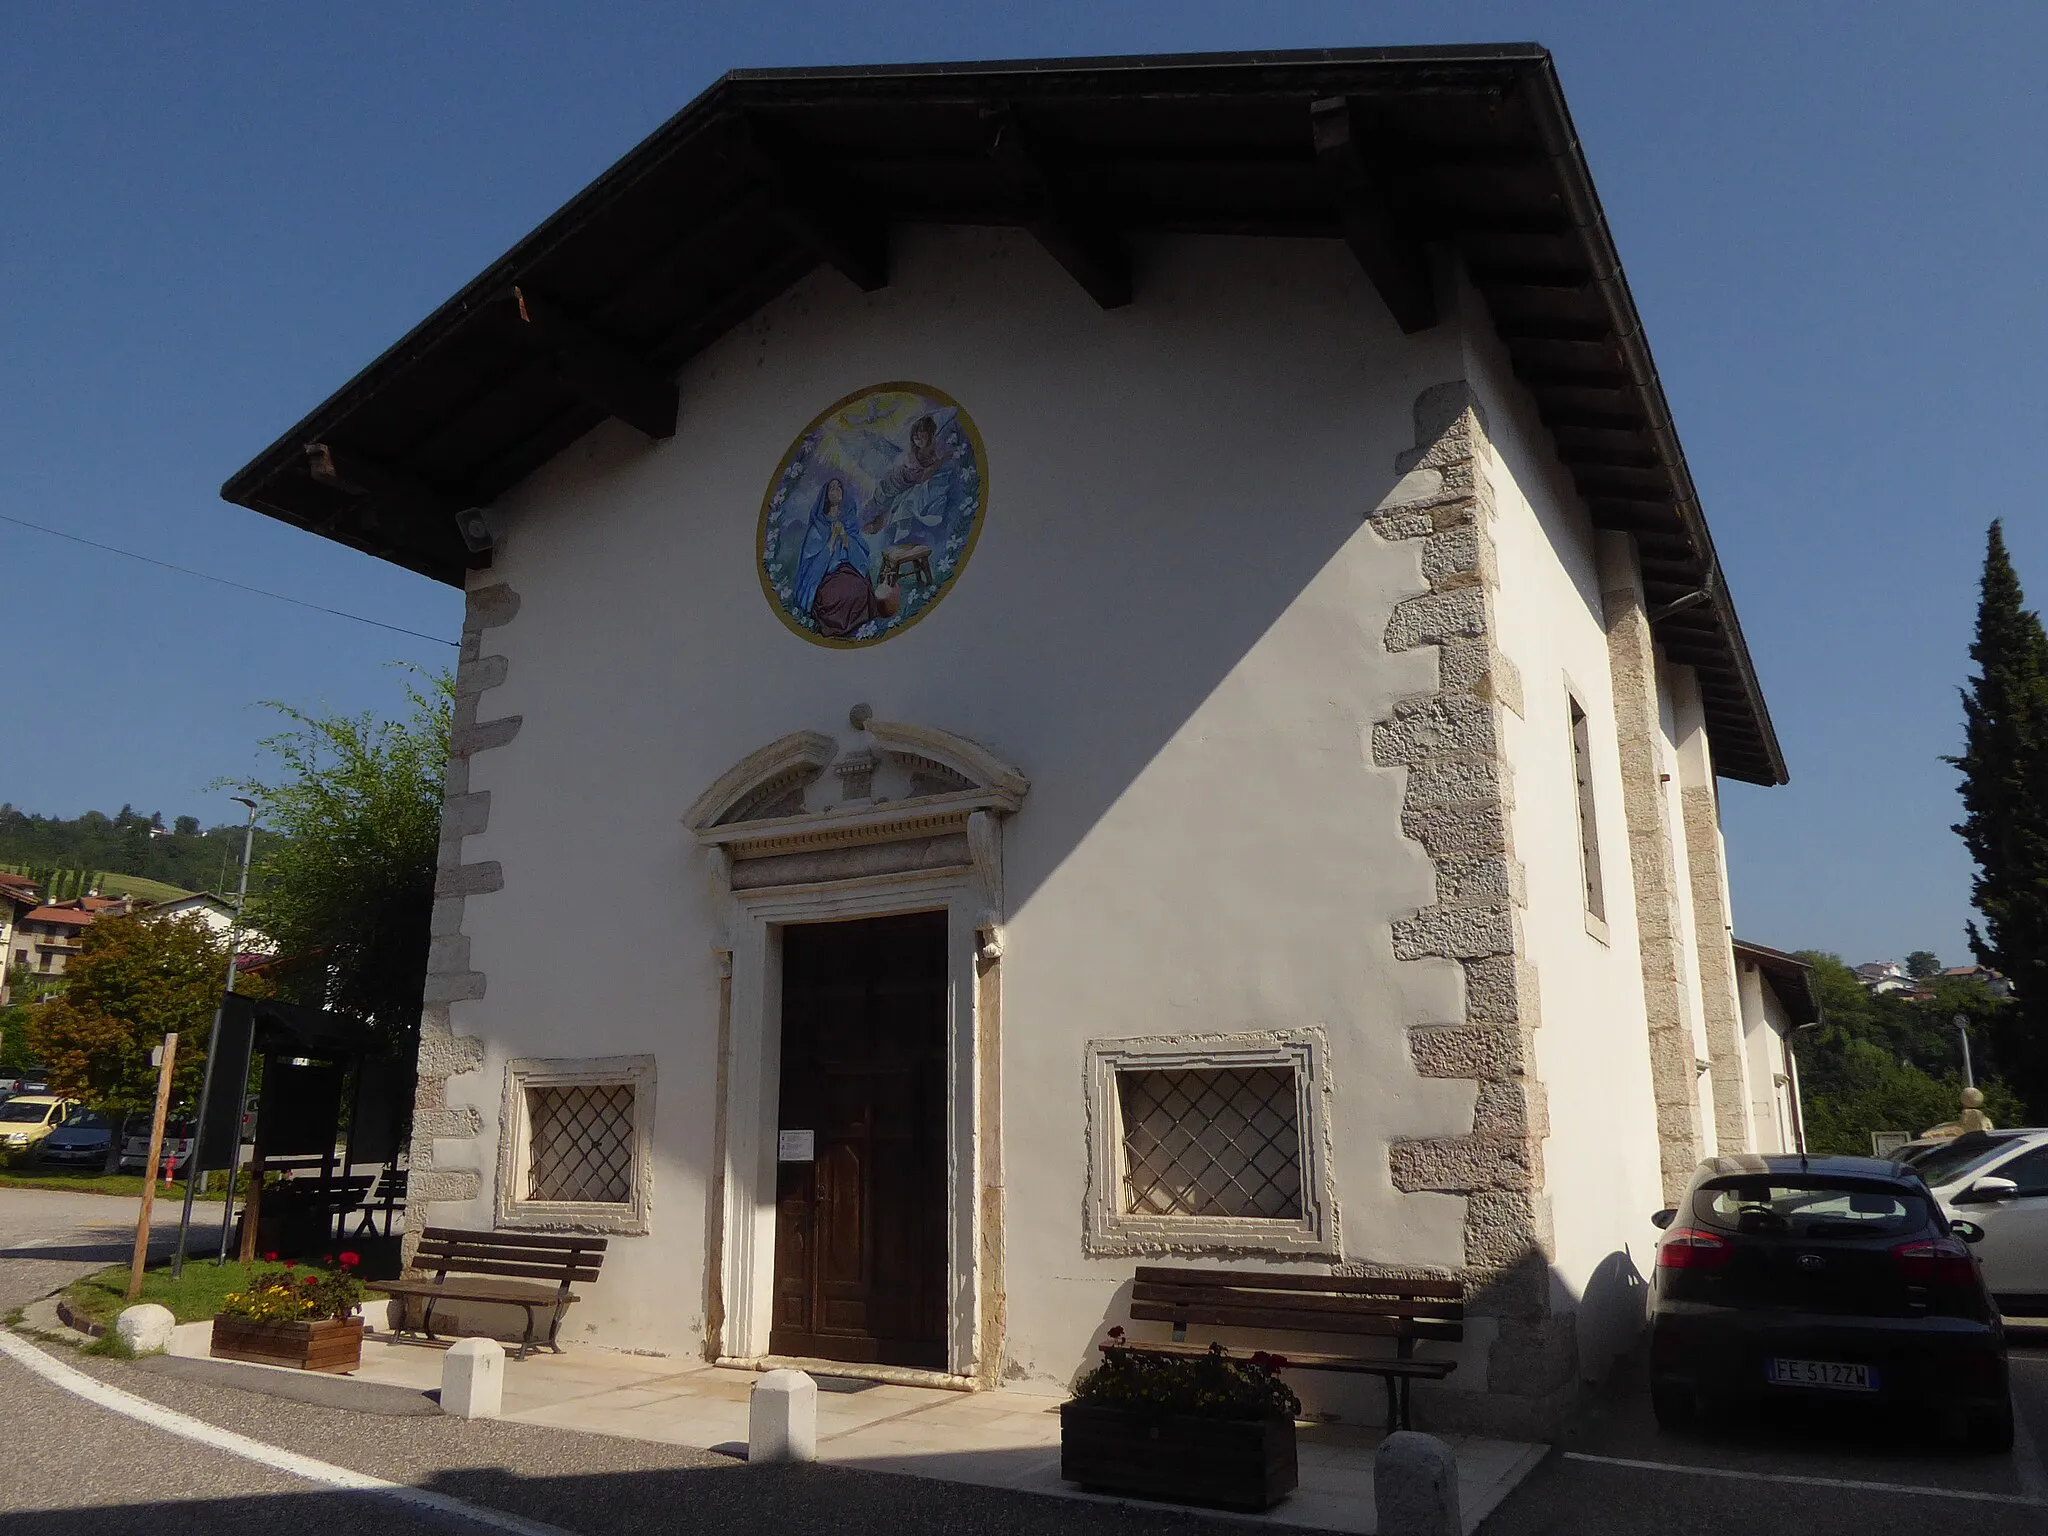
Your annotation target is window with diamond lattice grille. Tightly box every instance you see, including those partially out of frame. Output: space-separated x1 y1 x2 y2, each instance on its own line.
1117 1066 1303 1220
525 1083 635 1204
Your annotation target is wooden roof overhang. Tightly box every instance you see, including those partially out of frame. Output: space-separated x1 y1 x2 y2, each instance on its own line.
220 44 1786 785
1731 939 1821 1026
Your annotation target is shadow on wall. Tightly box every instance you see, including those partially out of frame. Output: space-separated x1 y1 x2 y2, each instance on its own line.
1065 1246 1648 1440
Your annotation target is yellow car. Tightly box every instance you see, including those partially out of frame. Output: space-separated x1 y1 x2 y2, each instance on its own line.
0 1095 81 1165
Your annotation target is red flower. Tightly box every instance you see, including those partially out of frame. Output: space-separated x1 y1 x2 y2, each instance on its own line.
337 1252 361 1269
262 1252 278 1262
281 1260 295 1269
303 1276 318 1287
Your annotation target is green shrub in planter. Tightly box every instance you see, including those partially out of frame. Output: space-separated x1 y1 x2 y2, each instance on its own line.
1061 1335 1301 1510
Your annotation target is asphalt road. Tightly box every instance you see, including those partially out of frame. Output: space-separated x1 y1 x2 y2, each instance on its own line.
1477 1334 2048 1536
0 1339 1289 1536
0 1184 199 1313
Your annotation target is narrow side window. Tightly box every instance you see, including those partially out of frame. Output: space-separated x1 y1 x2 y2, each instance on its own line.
1570 696 1606 923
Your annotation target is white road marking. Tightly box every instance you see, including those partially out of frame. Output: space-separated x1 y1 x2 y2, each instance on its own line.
0 1330 572 1535
1562 1451 2047 1507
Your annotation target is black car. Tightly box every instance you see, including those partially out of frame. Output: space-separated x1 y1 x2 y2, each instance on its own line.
1649 1154 2011 1449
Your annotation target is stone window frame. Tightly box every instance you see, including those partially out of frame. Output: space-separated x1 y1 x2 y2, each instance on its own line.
1083 1028 1337 1258
496 1054 656 1235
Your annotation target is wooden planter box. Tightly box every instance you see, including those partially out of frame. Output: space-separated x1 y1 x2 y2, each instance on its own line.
210 1315 363 1374
1059 1401 1298 1511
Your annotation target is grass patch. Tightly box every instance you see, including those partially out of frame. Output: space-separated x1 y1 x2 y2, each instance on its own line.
0 1168 225 1200
63 1259 266 1328
63 1258 391 1330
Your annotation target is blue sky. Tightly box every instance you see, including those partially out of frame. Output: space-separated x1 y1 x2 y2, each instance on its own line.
3 4 2043 965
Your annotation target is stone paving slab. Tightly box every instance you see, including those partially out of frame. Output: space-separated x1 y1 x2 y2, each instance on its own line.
198 1322 1544 1534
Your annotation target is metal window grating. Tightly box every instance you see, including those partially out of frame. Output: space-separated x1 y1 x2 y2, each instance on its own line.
1118 1066 1302 1219
525 1083 635 1204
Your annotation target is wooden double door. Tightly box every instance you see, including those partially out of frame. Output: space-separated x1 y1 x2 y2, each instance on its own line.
770 912 949 1369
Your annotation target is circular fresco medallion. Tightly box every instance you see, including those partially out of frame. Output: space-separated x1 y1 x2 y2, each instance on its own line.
758 382 986 647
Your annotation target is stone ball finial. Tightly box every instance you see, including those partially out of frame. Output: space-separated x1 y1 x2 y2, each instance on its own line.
1962 1086 1985 1109
848 702 873 731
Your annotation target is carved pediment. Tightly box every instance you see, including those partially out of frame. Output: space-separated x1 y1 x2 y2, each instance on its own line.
682 713 1027 861
681 730 838 832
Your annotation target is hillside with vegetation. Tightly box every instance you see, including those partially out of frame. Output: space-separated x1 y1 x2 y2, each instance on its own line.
1790 953 2025 1154
0 804 283 899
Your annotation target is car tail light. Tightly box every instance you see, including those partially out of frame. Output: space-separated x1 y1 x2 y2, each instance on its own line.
1891 1236 1975 1286
1658 1227 1730 1269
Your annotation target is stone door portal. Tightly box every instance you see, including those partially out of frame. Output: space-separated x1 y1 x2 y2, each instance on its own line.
770 911 949 1368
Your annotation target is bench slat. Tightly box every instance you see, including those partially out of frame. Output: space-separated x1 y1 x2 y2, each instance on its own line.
1130 1281 1462 1321
1134 1265 1461 1300
414 1258 602 1284
381 1276 578 1305
1131 1300 1463 1343
421 1227 609 1252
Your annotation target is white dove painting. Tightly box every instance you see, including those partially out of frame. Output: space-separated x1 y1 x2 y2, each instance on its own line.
757 382 986 646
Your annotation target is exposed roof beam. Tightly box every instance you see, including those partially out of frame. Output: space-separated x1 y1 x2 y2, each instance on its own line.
1467 263 1593 290
505 286 679 441
1492 316 1614 343
726 117 889 293
303 443 477 568
1516 364 1631 391
1310 96 1436 333
983 104 1132 309
1543 406 1649 431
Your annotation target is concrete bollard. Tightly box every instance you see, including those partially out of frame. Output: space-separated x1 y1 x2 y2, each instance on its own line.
441 1337 505 1419
1375 1430 1461 1536
749 1369 818 1463
115 1303 175 1356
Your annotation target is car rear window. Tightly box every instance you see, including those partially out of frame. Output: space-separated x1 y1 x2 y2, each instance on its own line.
1694 1178 1927 1238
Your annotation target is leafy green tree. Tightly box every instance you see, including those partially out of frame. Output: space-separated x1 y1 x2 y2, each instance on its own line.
1792 952 2026 1151
1904 950 1942 980
23 913 235 1118
173 816 200 838
1949 521 2048 1113
227 670 450 1052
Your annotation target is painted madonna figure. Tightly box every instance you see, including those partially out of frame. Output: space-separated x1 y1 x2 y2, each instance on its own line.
791 477 900 639
758 383 987 647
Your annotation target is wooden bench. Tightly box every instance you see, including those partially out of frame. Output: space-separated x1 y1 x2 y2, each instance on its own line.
381 1228 606 1360
1110 1266 1464 1432
353 1166 407 1240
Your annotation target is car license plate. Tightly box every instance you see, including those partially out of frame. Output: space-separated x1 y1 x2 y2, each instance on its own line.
1767 1358 1876 1391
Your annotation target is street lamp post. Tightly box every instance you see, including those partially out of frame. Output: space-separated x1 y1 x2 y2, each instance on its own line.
1954 1012 1975 1089
171 797 258 1278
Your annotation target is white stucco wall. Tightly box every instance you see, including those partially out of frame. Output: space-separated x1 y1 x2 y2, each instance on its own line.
1462 306 1667 1384
430 226 1523 1393
1739 962 1798 1153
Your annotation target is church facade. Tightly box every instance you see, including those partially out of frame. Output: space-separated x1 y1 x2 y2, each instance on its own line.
223 48 1787 1435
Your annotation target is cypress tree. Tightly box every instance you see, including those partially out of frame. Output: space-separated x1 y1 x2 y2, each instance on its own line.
1951 521 2048 1110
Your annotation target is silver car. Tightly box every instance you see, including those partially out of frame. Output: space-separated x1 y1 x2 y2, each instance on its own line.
1921 1129 2048 1314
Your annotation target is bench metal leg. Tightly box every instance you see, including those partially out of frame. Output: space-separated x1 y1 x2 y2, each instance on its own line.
514 1307 538 1362
421 1297 440 1343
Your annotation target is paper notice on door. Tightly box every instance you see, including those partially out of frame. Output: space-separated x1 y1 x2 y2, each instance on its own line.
778 1129 816 1162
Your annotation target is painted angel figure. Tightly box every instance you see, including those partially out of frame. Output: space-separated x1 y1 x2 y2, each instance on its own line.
832 409 964 548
